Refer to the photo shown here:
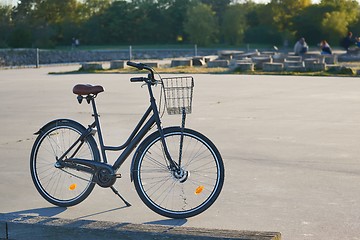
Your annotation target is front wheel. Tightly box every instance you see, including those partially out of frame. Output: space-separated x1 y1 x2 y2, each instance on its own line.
133 127 224 219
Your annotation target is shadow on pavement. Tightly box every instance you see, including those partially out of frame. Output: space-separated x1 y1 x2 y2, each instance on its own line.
2 207 66 218
145 218 187 227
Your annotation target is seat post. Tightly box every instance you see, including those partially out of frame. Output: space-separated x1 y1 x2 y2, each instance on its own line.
90 97 108 163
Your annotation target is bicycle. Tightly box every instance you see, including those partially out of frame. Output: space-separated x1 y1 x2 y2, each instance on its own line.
30 61 224 219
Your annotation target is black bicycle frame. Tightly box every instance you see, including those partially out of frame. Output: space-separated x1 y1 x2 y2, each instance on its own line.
64 80 177 173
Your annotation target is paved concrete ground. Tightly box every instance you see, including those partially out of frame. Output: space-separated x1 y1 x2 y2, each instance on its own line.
1 65 360 240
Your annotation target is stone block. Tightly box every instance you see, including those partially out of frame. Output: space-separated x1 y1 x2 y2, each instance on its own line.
272 54 286 63
260 51 276 56
286 66 306 72
218 50 244 60
81 62 103 71
285 56 302 62
229 59 252 69
284 61 304 70
110 60 125 69
171 59 192 67
263 63 284 72
327 66 355 75
192 57 206 66
251 56 272 70
306 62 326 71
323 55 338 64
346 48 360 55
218 51 233 60
303 52 321 59
304 59 319 69
233 63 254 72
304 58 319 64
207 60 229 68
231 51 246 59
316 55 338 64
326 65 342 72
234 51 260 59
203 55 218 63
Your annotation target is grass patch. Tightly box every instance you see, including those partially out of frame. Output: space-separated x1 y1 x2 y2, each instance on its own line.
53 43 273 51
50 61 360 77
51 66 230 75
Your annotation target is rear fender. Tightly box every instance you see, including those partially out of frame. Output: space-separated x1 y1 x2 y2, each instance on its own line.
34 119 87 135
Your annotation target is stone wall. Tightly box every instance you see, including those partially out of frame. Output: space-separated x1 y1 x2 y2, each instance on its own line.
0 48 218 67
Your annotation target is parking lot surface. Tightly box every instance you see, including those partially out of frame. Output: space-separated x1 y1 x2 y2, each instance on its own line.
1 66 360 239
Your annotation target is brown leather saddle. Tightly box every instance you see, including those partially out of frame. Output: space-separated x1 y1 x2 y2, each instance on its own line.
73 84 104 95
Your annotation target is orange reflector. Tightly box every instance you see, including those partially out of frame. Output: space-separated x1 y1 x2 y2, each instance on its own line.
69 184 77 191
195 185 204 195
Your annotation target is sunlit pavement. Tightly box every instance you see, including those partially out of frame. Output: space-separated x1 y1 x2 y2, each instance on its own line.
1 65 360 239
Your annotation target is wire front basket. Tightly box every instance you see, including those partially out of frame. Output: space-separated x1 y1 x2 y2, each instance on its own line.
161 76 194 115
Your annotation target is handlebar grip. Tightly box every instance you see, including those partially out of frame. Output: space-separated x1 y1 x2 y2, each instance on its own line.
130 77 147 82
127 61 144 70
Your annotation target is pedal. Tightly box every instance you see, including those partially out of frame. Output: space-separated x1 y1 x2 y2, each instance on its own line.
115 173 122 178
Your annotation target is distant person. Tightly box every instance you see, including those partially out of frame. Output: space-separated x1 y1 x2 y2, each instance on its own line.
356 37 360 48
71 37 76 49
319 40 332 55
75 38 80 48
341 32 354 50
294 37 309 56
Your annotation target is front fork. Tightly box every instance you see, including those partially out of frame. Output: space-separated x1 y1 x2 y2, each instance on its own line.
148 81 187 180
158 108 187 181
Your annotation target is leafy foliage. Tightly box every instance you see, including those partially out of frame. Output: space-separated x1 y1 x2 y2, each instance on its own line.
184 3 219 46
0 0 359 48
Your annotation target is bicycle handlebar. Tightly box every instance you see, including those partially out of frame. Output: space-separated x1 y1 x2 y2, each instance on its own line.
127 61 156 84
127 61 145 70
130 77 147 82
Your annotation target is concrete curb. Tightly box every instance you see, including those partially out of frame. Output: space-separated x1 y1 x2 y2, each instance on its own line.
0 213 281 240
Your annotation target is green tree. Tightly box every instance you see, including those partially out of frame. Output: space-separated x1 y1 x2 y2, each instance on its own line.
349 10 360 37
291 4 329 44
161 0 197 43
292 0 359 46
243 2 283 45
201 0 230 21
81 0 134 44
8 23 33 48
319 0 359 41
184 3 219 46
222 3 252 45
270 0 311 41
81 0 112 19
11 0 83 47
0 6 12 47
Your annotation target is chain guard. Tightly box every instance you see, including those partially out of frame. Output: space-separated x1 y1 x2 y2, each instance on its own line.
95 167 116 188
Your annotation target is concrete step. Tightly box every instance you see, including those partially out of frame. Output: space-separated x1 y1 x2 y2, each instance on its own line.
0 213 281 240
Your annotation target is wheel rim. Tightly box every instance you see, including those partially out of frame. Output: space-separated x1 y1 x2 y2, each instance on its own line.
32 126 94 204
137 131 221 215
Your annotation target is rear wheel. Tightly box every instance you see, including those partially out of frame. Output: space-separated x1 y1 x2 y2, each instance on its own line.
133 127 224 218
30 120 100 207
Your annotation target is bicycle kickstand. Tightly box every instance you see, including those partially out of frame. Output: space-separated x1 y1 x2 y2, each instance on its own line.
110 186 132 207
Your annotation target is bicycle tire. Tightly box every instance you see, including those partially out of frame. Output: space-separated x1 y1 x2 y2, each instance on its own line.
30 119 100 207
133 127 224 219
